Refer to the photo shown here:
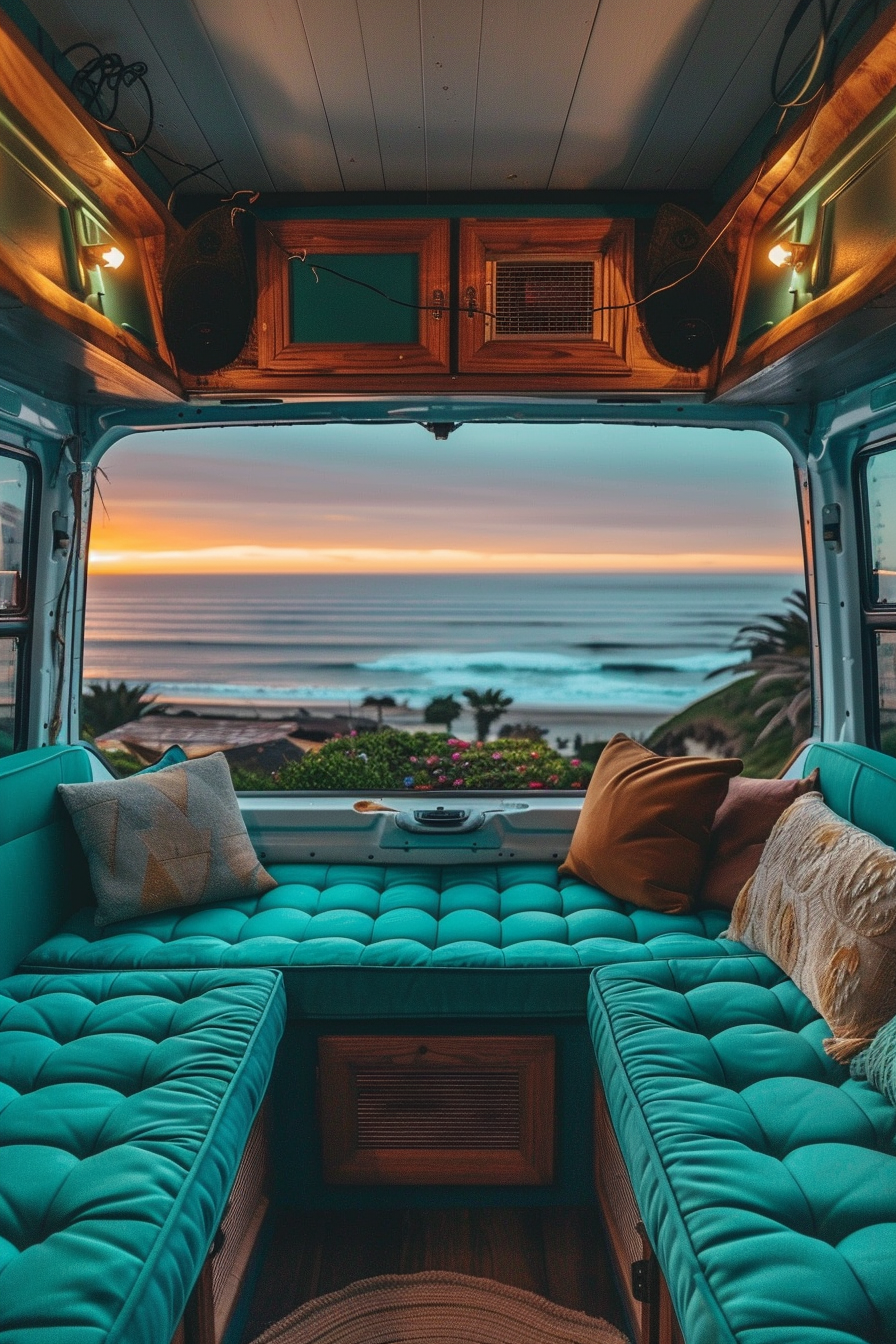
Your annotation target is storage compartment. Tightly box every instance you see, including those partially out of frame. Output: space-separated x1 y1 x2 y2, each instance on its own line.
458 218 633 374
593 1073 683 1344
257 218 450 373
180 1099 272 1344
319 1035 555 1185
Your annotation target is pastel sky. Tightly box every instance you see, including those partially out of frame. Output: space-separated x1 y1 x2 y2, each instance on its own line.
89 422 802 573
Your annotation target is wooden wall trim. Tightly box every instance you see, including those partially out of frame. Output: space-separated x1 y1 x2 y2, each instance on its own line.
717 4 896 397
712 2 896 239
0 7 177 243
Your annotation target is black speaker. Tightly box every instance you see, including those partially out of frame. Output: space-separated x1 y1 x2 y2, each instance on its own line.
162 205 254 375
640 205 734 371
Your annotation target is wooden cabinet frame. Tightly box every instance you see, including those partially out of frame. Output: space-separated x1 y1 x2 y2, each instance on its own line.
458 218 634 375
257 218 450 374
319 1034 555 1186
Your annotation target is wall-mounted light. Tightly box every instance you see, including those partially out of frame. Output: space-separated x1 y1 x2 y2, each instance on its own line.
768 241 811 271
81 244 126 271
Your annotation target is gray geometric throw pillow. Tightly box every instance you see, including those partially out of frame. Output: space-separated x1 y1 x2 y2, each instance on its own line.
58 751 276 926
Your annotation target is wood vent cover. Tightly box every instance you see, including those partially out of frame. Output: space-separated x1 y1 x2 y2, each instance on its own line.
319 1035 555 1185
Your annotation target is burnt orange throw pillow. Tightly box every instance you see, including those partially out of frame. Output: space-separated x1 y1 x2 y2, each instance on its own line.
560 734 742 913
700 771 820 909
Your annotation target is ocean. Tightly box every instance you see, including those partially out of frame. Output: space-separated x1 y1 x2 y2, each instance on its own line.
83 571 802 738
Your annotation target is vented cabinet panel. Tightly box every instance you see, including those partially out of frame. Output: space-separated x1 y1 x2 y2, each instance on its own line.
459 219 633 374
319 1035 555 1185
594 1073 684 1344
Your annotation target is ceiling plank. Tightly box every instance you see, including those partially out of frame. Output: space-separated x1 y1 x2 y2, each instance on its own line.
24 0 213 185
123 0 276 191
623 0 785 189
471 0 599 190
549 0 715 190
358 0 426 191
189 0 343 192
297 0 385 192
669 0 820 187
420 0 483 191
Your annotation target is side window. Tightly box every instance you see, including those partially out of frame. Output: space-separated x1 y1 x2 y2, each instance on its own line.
0 448 34 755
862 446 896 754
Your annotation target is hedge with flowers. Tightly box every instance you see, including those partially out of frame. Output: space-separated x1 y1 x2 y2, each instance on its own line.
232 730 592 791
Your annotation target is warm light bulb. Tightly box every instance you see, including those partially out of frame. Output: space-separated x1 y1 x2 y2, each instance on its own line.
82 243 126 270
768 241 811 272
768 243 793 268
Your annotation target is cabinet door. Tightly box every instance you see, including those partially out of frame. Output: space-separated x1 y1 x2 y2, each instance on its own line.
458 218 634 375
257 218 449 373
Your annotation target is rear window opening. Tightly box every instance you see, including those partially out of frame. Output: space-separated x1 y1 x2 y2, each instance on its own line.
83 422 805 789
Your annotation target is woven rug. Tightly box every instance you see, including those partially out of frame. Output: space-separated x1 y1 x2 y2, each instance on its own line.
249 1271 630 1343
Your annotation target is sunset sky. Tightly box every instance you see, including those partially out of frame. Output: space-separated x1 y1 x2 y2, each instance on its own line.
89 422 802 573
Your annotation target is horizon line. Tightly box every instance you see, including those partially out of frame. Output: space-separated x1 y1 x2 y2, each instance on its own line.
88 545 804 575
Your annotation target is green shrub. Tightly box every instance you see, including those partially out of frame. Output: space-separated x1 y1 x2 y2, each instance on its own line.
272 730 591 791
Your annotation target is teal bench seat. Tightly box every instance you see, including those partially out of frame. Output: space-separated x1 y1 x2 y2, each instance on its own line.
588 955 896 1344
0 968 285 1344
22 863 740 1018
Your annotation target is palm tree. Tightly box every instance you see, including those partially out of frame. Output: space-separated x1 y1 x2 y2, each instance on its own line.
463 687 514 741
361 694 397 728
423 695 463 735
711 589 811 744
80 681 155 739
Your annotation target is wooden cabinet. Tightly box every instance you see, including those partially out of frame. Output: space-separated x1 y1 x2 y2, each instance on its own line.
458 218 634 375
593 1072 685 1344
257 218 450 374
318 1034 555 1185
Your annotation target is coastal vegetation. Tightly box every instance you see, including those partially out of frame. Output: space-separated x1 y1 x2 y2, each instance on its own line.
232 731 591 792
81 681 154 739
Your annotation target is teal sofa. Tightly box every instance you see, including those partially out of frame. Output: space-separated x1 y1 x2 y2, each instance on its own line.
0 968 285 1343
587 739 896 1344
4 744 742 1018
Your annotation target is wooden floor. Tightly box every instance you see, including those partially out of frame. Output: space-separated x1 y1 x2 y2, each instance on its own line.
240 1206 627 1341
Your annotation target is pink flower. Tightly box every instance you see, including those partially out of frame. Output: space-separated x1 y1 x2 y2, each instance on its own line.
426 755 440 765
571 781 583 788
570 758 580 766
451 752 462 761
528 781 544 789
453 778 464 786
492 752 503 760
447 738 458 745
350 730 357 737
409 755 418 763
437 774 447 783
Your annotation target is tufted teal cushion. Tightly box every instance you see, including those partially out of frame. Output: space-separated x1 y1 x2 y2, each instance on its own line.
22 863 744 1019
0 969 285 1344
588 956 896 1344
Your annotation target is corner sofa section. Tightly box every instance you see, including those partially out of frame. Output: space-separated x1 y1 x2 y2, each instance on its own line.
0 968 285 1344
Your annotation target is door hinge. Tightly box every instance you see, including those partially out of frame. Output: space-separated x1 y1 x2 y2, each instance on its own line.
631 1258 653 1304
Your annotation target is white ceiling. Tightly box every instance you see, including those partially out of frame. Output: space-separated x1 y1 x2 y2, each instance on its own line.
26 0 816 195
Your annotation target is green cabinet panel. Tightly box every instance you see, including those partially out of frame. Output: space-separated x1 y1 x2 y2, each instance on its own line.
0 142 68 288
290 253 419 344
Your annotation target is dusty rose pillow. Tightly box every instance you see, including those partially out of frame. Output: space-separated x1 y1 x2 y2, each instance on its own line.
700 771 820 909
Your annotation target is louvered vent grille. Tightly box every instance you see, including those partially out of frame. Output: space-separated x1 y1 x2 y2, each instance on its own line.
355 1067 521 1149
211 1101 269 1306
494 261 594 335
594 1081 646 1335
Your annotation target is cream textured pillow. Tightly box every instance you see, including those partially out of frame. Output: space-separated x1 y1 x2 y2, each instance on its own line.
727 792 896 1061
58 751 276 926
